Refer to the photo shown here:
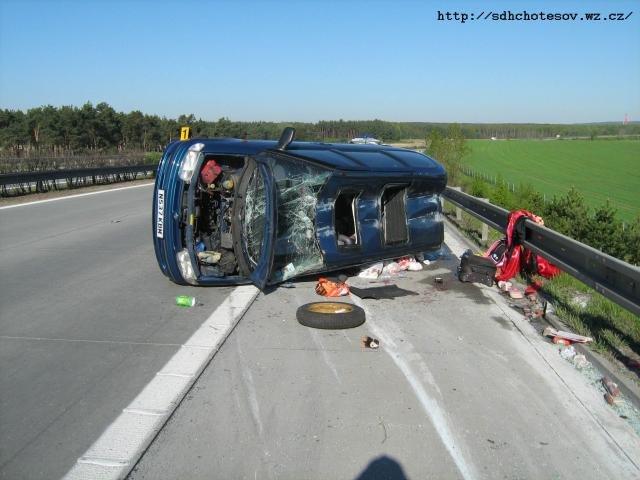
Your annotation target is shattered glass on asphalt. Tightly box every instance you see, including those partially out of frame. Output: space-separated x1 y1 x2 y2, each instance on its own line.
270 157 331 281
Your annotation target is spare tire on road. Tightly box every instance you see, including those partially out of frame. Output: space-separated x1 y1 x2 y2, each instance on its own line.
296 302 365 330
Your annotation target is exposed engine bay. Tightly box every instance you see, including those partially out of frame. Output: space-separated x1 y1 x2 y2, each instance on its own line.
191 155 245 277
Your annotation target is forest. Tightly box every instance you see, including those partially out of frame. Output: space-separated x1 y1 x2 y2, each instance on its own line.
1 102 638 156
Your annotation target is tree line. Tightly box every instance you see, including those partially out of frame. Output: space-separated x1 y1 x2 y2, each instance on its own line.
425 126 639 264
1 102 639 156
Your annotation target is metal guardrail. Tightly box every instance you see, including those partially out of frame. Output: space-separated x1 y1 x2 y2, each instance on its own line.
443 186 640 317
0 164 158 196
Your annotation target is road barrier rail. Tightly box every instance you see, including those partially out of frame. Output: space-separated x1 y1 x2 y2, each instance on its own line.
0 164 158 196
443 186 640 317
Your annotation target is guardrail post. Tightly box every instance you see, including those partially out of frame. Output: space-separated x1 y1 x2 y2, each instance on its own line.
450 186 463 221
480 198 489 242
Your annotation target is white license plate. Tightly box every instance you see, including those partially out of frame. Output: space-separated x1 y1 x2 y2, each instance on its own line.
156 189 165 238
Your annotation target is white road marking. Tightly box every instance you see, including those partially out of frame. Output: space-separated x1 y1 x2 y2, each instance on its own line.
62 285 259 480
351 294 478 480
235 337 274 480
0 182 154 210
235 336 265 437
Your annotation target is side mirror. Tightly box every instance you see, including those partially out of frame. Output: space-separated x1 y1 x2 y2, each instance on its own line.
276 127 296 150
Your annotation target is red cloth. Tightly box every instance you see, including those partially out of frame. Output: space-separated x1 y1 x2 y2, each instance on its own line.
495 210 561 282
201 160 222 184
496 246 521 281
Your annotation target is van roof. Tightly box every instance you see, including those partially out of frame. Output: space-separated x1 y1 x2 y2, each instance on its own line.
180 137 445 174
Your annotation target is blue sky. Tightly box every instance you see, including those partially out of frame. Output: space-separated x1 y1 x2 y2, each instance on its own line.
1 0 638 123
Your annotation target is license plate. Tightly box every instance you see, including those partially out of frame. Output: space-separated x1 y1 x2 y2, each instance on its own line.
156 189 165 238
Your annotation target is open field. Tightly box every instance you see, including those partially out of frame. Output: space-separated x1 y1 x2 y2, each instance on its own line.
464 139 640 221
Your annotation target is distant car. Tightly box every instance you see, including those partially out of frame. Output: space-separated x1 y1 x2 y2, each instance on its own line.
350 136 382 145
153 128 446 289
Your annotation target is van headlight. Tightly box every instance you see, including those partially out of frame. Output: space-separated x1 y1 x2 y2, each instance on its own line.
176 248 197 284
178 143 205 183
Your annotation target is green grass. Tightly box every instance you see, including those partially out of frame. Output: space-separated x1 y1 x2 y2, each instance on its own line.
464 139 640 221
541 273 640 365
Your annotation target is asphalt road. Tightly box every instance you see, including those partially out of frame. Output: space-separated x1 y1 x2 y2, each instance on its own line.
1 185 639 480
0 185 236 479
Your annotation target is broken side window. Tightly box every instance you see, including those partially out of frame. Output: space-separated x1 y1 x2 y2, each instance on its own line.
269 157 331 282
335 191 360 246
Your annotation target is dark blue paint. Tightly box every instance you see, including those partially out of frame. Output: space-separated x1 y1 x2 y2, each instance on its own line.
153 137 447 287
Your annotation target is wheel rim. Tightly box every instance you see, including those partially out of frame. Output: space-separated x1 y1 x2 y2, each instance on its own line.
307 302 354 314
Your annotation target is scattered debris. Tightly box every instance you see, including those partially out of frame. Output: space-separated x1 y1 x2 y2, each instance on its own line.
557 342 640 436
524 285 539 296
543 327 593 343
573 354 589 369
602 377 621 398
382 261 401 276
358 262 383 280
519 292 547 320
397 256 423 271
627 359 640 370
434 277 447 291
509 288 524 299
560 345 577 360
175 295 196 307
552 336 572 346
486 438 508 450
528 305 546 318
605 393 621 406
361 336 380 349
315 278 349 297
571 293 592 309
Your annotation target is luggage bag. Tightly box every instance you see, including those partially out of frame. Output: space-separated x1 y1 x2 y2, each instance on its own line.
457 249 497 287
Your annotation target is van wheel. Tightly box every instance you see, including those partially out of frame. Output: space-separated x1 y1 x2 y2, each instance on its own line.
296 302 365 329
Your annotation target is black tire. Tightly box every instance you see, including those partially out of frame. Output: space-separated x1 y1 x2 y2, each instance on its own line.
296 302 366 329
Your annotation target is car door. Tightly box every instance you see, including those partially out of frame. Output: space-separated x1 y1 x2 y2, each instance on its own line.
232 155 277 289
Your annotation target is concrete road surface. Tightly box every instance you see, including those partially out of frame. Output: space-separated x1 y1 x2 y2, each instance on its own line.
129 231 639 479
0 185 236 479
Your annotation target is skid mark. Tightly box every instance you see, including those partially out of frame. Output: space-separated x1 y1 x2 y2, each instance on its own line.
352 296 477 480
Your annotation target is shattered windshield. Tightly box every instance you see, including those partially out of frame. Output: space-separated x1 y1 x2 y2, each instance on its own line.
242 168 266 265
269 157 331 282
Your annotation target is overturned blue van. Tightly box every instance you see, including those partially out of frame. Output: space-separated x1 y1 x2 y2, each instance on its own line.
153 128 446 289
